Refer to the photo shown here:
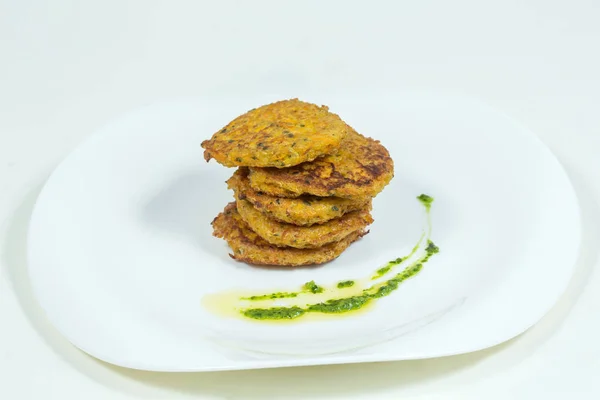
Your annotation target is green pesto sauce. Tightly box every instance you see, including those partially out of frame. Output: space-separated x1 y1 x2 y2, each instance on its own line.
243 306 305 320
242 240 439 320
373 257 402 279
239 194 438 321
372 235 422 280
417 193 434 211
242 292 298 301
303 280 324 294
307 295 370 313
243 280 325 302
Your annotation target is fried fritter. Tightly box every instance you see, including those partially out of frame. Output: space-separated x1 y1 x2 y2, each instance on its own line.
201 99 348 168
248 128 394 198
212 203 368 266
227 168 371 226
235 194 373 249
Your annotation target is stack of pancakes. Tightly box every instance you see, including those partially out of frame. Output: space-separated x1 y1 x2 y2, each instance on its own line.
201 99 394 266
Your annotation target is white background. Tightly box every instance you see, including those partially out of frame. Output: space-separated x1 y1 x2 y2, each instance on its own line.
1 0 599 398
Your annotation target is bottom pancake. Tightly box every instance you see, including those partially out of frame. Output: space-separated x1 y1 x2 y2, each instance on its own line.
212 203 368 266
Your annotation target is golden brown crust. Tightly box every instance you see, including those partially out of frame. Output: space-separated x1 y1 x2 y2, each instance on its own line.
201 99 348 168
211 203 368 266
227 168 371 226
234 193 373 248
248 128 394 198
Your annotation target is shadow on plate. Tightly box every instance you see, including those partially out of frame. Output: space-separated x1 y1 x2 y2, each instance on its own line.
3 160 597 398
140 169 231 259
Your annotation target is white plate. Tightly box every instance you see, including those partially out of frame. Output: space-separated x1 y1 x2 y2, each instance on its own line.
28 92 580 371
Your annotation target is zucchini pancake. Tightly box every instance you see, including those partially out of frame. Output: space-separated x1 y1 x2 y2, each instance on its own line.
201 99 348 168
227 168 370 226
235 194 373 249
247 128 394 199
212 203 368 266
202 98 394 266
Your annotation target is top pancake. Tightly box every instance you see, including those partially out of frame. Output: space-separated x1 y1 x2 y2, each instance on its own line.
248 128 394 198
201 99 348 168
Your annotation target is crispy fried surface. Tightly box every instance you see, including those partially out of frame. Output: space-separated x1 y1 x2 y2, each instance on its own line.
248 128 394 198
235 194 372 249
227 168 371 226
201 99 348 168
211 203 367 266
